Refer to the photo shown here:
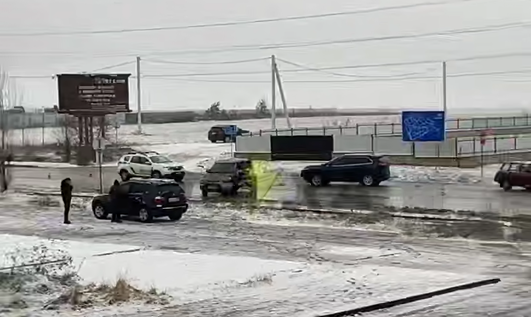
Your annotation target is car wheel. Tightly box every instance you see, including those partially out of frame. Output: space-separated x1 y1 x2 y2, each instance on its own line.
152 171 162 179
138 208 153 223
361 175 374 186
120 170 130 181
224 136 231 143
201 188 208 197
92 202 108 220
210 140 217 143
173 174 184 182
168 212 183 221
503 180 512 191
371 181 381 187
310 175 323 187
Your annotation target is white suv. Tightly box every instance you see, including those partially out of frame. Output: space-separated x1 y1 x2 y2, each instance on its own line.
117 151 185 182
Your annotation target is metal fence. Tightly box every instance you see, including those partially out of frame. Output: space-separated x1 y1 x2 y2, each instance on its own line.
248 114 531 136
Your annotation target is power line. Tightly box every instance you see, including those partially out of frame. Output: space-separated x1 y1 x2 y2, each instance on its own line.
143 57 269 65
0 0 480 37
143 68 531 83
0 20 529 58
275 57 435 78
10 50 531 80
87 60 135 73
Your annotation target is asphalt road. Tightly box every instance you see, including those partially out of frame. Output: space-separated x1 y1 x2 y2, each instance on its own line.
9 165 531 217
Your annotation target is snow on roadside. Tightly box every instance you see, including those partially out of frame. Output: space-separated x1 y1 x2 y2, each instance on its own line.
0 234 485 317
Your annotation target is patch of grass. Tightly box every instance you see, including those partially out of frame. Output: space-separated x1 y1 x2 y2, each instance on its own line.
239 274 273 288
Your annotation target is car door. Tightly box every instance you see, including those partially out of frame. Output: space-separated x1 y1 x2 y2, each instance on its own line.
510 163 529 187
129 156 144 176
347 156 374 182
325 156 351 181
138 156 153 176
127 183 149 214
506 163 522 186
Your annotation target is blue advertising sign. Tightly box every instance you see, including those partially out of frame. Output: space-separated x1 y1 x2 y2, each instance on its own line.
402 111 446 142
223 125 238 136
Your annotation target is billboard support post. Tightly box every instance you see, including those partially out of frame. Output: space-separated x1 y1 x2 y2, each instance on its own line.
136 56 142 134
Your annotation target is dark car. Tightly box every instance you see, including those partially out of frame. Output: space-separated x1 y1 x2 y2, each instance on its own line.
494 161 531 191
91 179 188 223
208 125 248 143
200 158 252 196
300 154 390 187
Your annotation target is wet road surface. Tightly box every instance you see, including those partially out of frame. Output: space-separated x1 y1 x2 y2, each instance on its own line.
0 194 530 316
9 166 531 218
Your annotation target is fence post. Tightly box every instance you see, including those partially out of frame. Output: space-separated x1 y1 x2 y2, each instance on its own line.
374 123 378 135
494 137 497 153
473 137 476 153
514 136 517 150
371 134 375 153
356 124 359 135
457 118 460 129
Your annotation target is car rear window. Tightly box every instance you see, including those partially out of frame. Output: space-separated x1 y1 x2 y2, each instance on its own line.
209 162 235 173
157 184 183 194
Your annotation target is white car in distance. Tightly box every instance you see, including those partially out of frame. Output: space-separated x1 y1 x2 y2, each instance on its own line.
117 151 185 182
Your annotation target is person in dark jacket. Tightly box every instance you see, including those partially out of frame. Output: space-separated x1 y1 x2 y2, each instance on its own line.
60 178 73 224
109 180 122 223
0 152 12 192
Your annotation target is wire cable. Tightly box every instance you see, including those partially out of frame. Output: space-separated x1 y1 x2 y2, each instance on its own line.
87 60 135 73
0 21 528 58
143 57 270 65
0 0 481 37
275 57 435 78
142 68 531 83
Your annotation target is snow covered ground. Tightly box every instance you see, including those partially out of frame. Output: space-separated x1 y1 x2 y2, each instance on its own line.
0 234 499 317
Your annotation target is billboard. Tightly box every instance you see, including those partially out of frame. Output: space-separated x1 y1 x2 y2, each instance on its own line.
57 74 131 114
402 110 446 142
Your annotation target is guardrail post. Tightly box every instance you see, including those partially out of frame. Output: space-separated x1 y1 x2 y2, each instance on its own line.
371 134 375 153
494 137 497 153
356 124 359 135
514 136 517 150
473 137 476 153
374 123 378 135
323 127 326 135
290 128 294 136
339 126 343 135
456 118 460 129
437 143 441 157
259 130 262 136
305 127 308 135
391 123 395 134
275 129 278 136
513 116 516 126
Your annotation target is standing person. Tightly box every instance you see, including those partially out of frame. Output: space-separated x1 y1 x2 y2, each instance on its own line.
0 152 12 192
109 180 122 223
60 178 73 224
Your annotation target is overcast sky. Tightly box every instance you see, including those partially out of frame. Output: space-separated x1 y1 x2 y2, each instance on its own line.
1 0 531 113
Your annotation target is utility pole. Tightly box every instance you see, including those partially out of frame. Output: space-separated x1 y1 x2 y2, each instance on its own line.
442 61 447 114
136 56 142 134
273 62 292 129
271 55 276 130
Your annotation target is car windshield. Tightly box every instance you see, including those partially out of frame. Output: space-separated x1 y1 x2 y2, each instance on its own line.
208 163 235 173
150 156 172 163
157 184 183 194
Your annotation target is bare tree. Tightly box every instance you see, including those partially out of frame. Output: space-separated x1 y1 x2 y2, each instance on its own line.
0 69 24 150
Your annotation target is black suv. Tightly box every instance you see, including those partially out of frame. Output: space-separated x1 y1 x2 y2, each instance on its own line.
300 155 390 187
208 125 248 143
91 179 188 223
200 158 252 196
